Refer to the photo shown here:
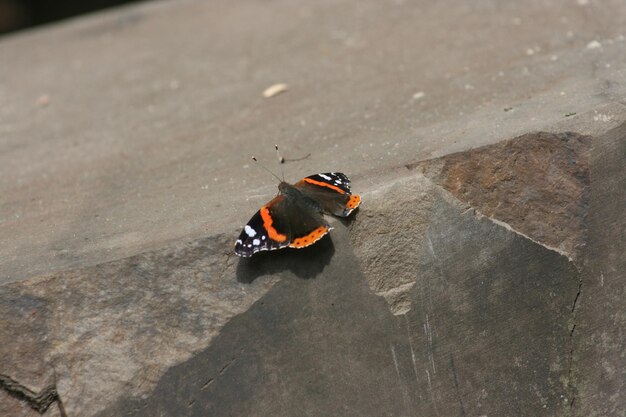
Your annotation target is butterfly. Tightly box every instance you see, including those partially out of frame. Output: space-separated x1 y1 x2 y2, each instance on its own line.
235 172 361 257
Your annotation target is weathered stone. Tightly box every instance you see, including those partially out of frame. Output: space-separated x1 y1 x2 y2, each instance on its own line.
99 228 416 417
573 123 626 416
403 195 578 416
2 124 622 415
349 176 438 315
414 131 592 261
1 0 626 415
0 375 63 417
0 235 277 416
0 285 63 416
98 182 579 417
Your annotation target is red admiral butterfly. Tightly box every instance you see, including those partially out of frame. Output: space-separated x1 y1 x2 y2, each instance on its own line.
235 172 361 257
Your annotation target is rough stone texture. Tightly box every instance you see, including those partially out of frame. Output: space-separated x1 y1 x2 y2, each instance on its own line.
2 125 623 415
349 176 438 315
573 123 626 416
1 235 277 416
1 0 626 416
0 374 63 417
0 285 61 417
99 200 578 417
414 131 592 261
402 190 578 417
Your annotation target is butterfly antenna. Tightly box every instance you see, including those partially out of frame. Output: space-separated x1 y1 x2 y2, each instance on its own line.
251 155 282 183
275 144 285 181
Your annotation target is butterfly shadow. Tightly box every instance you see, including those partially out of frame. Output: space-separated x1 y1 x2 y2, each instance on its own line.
236 235 335 283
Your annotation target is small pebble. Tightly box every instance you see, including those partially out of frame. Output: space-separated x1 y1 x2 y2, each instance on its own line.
586 40 601 49
263 83 288 98
36 95 50 107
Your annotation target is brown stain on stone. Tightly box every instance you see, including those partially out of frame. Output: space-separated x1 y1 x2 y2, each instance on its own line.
413 132 592 261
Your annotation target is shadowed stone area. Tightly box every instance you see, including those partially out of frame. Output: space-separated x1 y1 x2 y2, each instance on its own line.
404 195 578 416
0 235 278 417
573 123 626 416
99 193 578 417
98 228 415 417
414 131 592 261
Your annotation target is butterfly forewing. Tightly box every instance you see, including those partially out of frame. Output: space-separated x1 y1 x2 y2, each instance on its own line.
235 196 289 257
303 173 352 194
294 172 361 217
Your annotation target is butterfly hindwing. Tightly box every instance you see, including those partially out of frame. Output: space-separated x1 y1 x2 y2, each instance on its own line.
281 191 333 248
234 193 333 256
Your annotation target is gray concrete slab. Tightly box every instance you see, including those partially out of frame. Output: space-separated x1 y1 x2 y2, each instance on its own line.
2 0 626 283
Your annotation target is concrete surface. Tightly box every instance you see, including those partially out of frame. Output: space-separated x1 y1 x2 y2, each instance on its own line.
1 0 625 416
573 125 626 417
1 0 626 283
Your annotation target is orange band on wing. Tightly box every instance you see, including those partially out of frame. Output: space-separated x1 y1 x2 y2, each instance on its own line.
289 226 330 248
303 178 346 194
346 194 361 209
260 207 287 242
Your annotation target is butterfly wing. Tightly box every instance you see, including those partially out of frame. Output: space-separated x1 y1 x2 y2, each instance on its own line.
235 194 333 257
235 195 289 257
294 172 361 217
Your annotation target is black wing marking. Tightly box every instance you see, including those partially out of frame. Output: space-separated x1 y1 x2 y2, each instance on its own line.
234 193 332 256
235 196 290 257
294 172 361 217
235 209 286 257
304 172 352 194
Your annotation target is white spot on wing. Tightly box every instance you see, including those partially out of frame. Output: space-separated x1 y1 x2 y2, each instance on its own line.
244 225 256 237
253 238 260 245
319 174 332 180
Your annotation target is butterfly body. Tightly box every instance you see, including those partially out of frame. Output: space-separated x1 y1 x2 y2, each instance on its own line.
235 173 361 257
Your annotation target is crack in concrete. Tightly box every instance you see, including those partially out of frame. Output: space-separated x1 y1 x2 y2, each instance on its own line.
219 357 236 375
199 357 236 392
0 374 67 416
567 274 583 411
200 377 214 391
571 281 582 313
449 354 467 417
